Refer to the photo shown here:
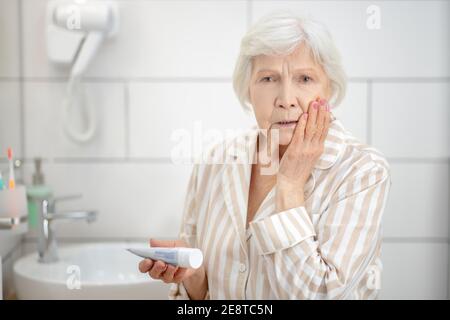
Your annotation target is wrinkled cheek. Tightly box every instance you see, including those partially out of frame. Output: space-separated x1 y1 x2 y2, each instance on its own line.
297 86 327 110
250 101 272 130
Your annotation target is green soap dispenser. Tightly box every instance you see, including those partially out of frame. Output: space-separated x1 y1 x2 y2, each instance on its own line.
26 158 52 229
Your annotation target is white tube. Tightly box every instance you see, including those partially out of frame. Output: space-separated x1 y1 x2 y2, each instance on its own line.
127 247 203 269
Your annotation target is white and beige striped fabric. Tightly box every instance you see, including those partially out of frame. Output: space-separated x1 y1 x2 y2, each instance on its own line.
168 116 392 300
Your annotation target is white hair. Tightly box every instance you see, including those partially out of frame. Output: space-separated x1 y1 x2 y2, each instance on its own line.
232 11 347 114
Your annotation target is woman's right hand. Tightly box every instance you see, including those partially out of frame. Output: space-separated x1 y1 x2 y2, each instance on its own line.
138 238 205 285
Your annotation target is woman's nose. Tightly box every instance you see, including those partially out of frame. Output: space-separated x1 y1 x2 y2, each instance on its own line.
277 102 297 110
276 86 299 109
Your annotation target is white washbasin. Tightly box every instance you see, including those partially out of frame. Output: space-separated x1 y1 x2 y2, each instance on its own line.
13 242 171 299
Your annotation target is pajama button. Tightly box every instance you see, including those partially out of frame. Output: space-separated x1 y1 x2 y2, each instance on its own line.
239 263 246 272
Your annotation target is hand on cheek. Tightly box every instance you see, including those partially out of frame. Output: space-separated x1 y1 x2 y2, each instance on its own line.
277 96 331 189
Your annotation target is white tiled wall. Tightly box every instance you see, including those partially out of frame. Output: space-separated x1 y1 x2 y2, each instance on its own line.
331 83 368 143
128 82 256 159
22 0 248 78
0 82 21 159
372 82 450 159
0 0 448 299
24 82 127 159
384 163 449 239
22 162 194 238
381 242 448 300
0 0 20 77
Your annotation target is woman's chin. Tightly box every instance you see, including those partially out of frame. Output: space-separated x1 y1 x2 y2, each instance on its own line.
278 130 295 146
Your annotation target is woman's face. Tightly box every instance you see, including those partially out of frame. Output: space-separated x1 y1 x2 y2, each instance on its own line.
249 42 331 146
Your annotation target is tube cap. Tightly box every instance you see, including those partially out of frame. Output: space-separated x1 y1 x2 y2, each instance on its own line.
178 248 203 269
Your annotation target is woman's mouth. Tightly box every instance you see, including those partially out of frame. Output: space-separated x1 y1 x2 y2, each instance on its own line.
274 120 298 128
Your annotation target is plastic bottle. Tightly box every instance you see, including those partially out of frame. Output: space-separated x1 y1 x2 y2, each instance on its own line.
26 158 52 229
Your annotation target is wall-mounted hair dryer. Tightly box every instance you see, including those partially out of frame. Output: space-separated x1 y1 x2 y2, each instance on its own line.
46 0 119 143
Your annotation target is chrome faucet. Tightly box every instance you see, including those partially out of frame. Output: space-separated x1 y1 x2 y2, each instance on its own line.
34 194 97 263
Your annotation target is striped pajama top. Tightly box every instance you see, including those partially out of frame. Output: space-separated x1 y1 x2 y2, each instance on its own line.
168 115 392 300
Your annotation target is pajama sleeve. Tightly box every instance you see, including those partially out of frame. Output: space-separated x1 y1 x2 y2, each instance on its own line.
249 161 391 299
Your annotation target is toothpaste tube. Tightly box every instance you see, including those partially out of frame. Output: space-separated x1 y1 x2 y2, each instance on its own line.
127 247 203 269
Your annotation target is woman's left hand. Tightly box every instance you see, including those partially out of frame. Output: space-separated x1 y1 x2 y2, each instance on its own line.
275 98 331 210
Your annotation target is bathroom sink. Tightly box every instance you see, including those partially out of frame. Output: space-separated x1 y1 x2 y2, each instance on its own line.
13 242 171 299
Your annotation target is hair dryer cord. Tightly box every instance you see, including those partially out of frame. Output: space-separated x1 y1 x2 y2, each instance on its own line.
62 76 97 143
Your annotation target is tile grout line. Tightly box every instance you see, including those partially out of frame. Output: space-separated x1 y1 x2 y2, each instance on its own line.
0 77 233 83
382 237 450 243
18 0 25 179
20 236 450 244
1 157 449 165
366 79 372 145
13 0 27 269
22 237 165 243
51 157 176 163
124 82 130 159
386 158 450 164
0 77 449 83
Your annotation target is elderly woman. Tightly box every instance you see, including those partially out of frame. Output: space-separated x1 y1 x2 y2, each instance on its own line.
138 11 391 300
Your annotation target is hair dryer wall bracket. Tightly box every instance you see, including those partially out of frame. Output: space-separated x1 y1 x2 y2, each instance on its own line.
46 0 119 77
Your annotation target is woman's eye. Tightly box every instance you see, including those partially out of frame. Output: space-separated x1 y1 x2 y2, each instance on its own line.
261 76 274 82
300 75 313 83
260 75 312 83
